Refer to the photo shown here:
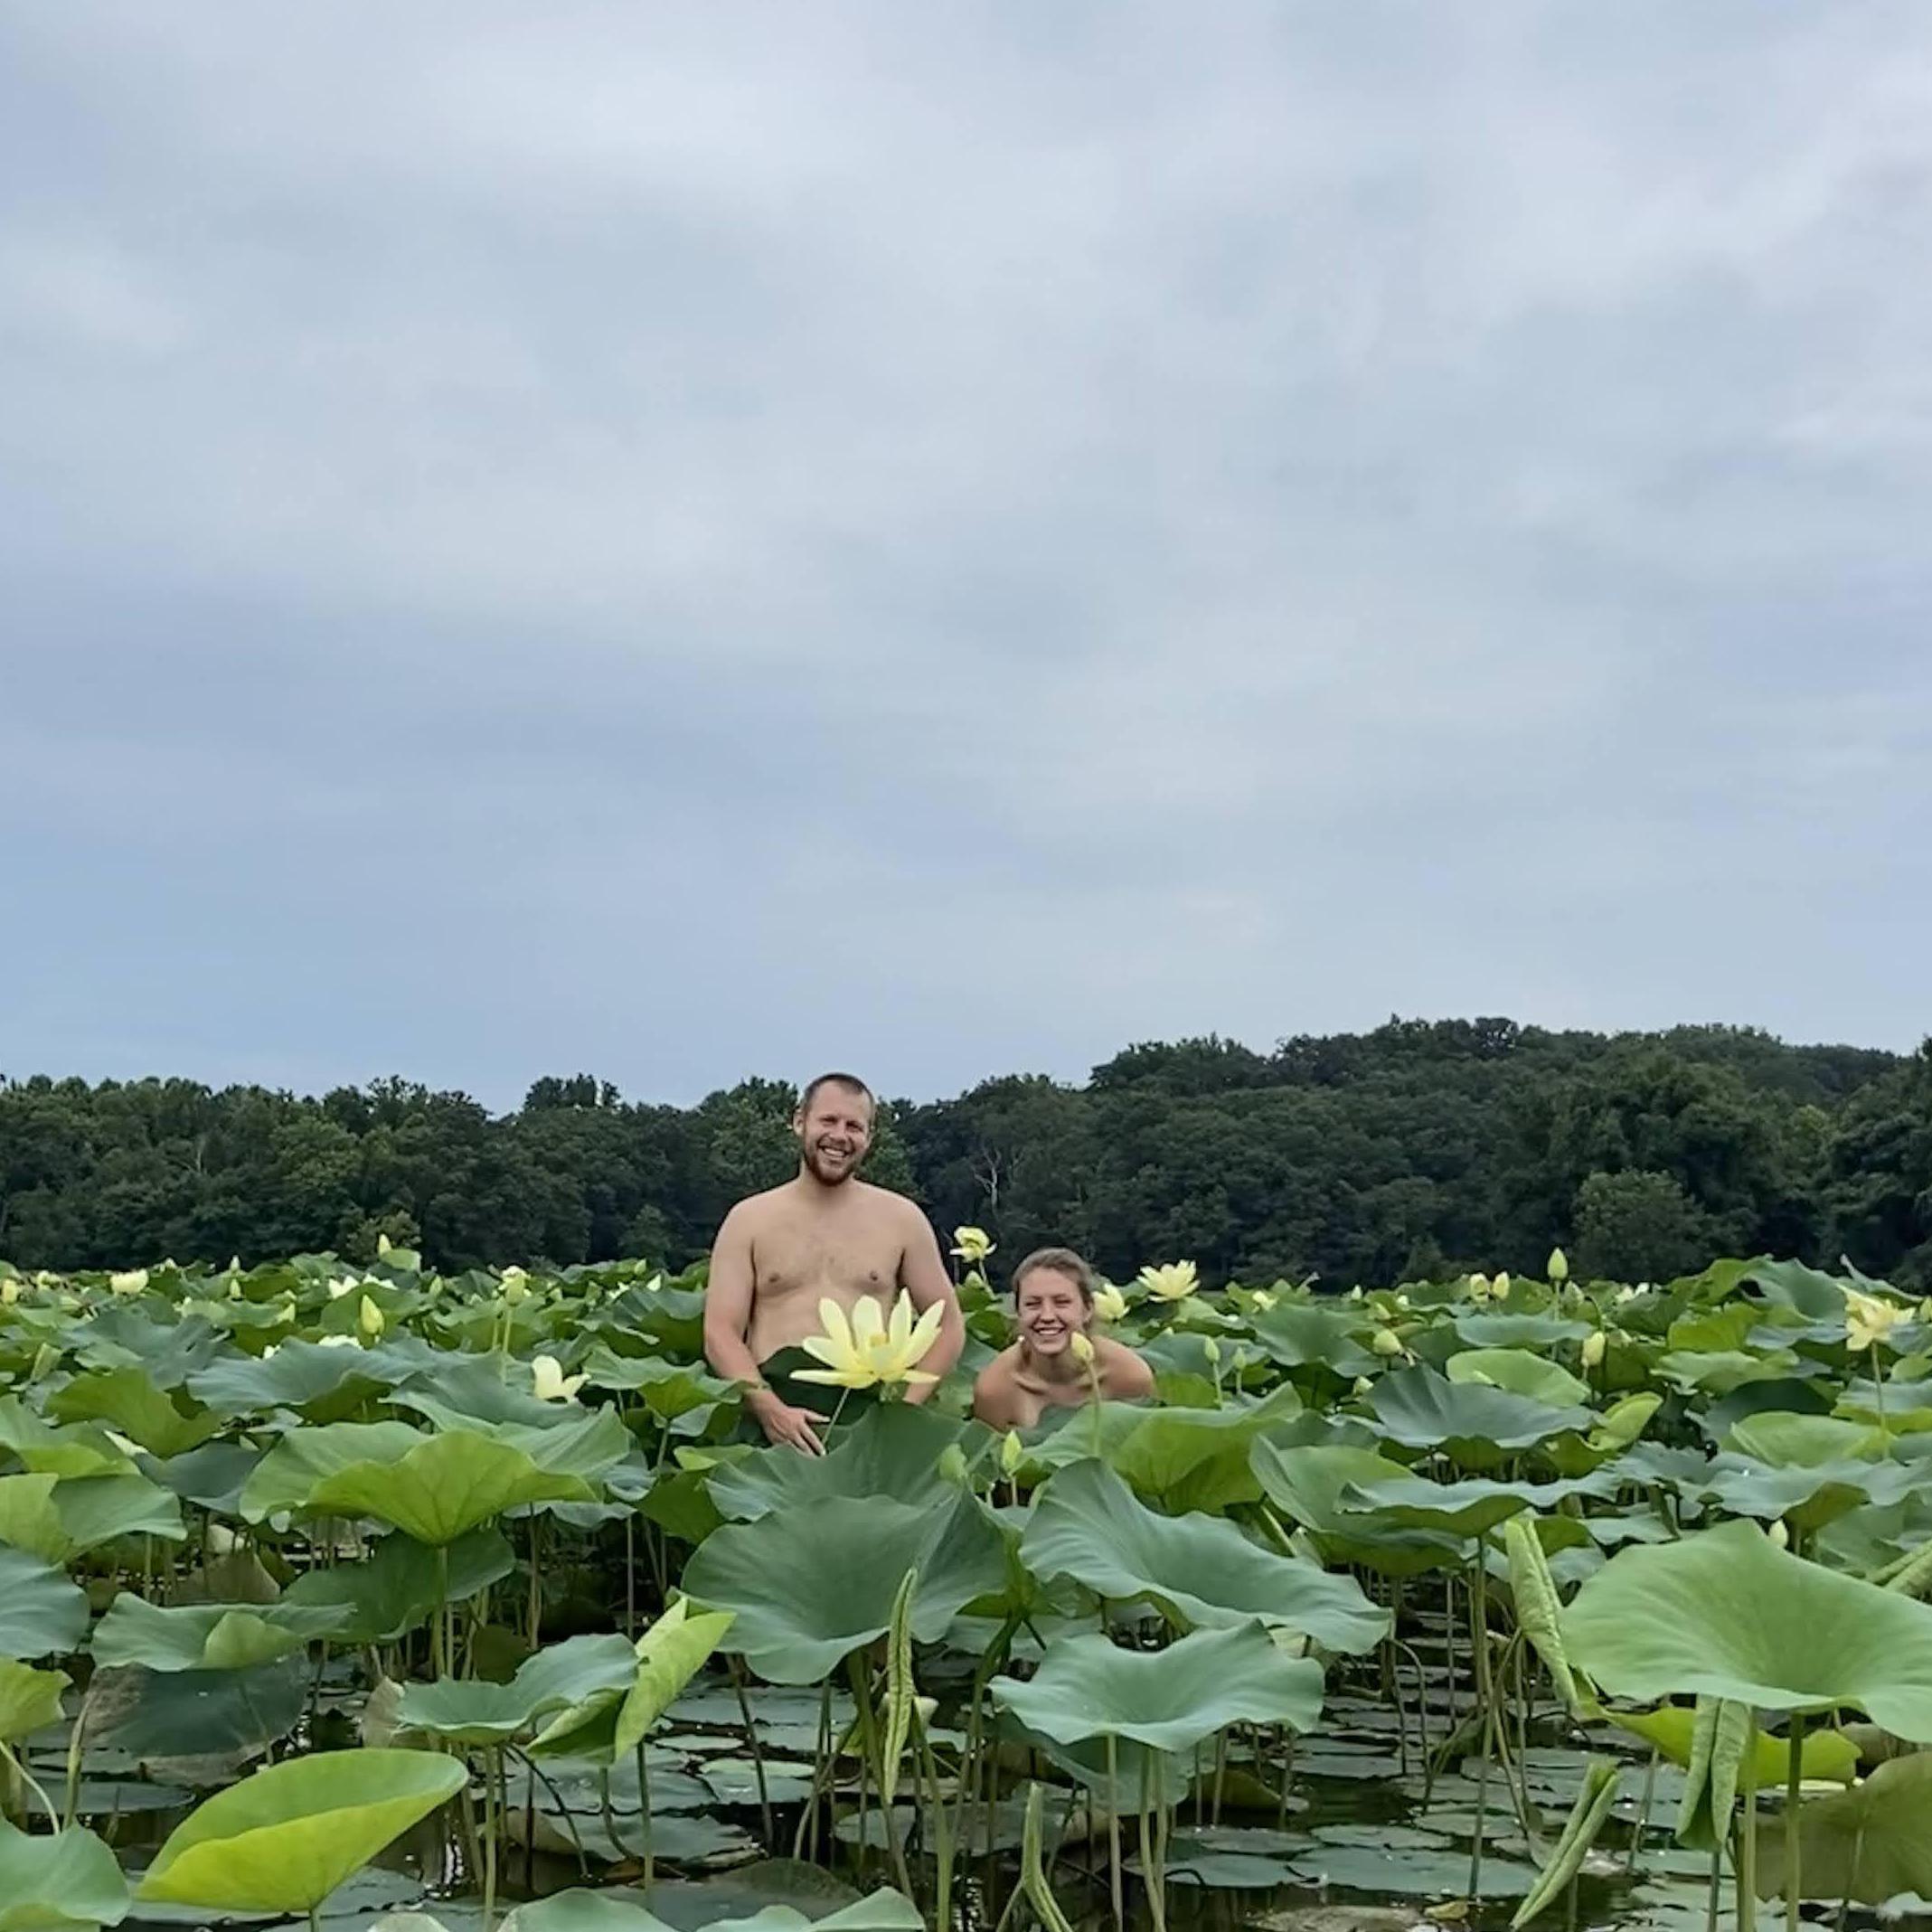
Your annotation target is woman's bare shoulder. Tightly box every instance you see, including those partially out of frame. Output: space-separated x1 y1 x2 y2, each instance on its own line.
972 1344 1027 1424
1098 1336 1155 1395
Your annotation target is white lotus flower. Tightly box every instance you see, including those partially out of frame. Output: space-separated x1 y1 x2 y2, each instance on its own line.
109 1269 149 1297
1092 1283 1129 1323
532 1354 586 1402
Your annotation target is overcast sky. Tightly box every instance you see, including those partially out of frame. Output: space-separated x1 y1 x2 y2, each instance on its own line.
3 5 1928 1111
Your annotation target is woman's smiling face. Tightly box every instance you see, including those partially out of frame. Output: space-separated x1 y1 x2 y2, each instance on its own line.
1016 1266 1090 1359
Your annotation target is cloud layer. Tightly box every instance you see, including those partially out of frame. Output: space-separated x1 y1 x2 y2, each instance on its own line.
4 4 1928 1106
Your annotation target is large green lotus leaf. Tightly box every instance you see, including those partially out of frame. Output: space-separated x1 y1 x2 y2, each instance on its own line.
1367 1368 1590 1468
392 1355 608 1433
1657 1350 1799 1396
0 1472 186 1561
707 1403 966 1522
1021 1459 1387 1653
0 1819 127 1931
282 1526 514 1643
1023 1390 1304 1515
990 1620 1324 1755
149 1440 262 1514
90 1657 307 1758
1247 1304 1377 1378
1249 1440 1462 1575
185 1339 397 1420
1450 1313 1592 1349
0 1475 69 1563
0 1398 140 1480
46 1368 221 1459
90 1595 353 1673
1745 1258 1850 1322
0 1545 90 1657
61 1307 223 1390
136 1747 467 1911
1447 1348 1592 1409
1563 1520 1932 1735
242 1424 600 1543
533 1604 738 1760
1696 1452 1932 1535
1753 1752 1932 1904
0 1658 69 1744
1725 1413 1884 1465
1605 1704 1858 1786
1335 1470 1615 1540
397 1633 638 1744
683 1490 1006 1684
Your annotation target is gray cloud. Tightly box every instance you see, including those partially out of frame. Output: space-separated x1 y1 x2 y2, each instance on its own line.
3 2 1928 1107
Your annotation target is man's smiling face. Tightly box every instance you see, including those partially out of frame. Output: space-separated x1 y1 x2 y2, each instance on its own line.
794 1080 872 1184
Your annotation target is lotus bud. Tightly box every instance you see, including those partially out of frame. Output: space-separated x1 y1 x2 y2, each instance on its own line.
912 1694 938 1727
378 1232 392 1256
105 1429 142 1460
1371 1327 1403 1358
273 1298 296 1324
1494 1271 1511 1299
1000 1428 1025 1479
0 1280 18 1306
1347 1286 1364 1303
1548 1248 1569 1283
937 1444 969 1486
1581 1331 1607 1369
1249 1288 1277 1313
109 1268 149 1297
1070 1332 1096 1368
29 1343 59 1381
501 1266 531 1305
1768 1519 1789 1549
1203 1336 1222 1368
1394 1293 1410 1311
1351 1376 1373 1398
327 1277 356 1300
358 1294 385 1338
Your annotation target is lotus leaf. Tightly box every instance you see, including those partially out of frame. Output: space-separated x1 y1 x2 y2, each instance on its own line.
282 1525 514 1643
241 1423 607 1543
0 1472 184 1562
1447 1349 1592 1409
1336 1470 1614 1540
1367 1368 1590 1468
1605 1703 1858 1786
0 1658 68 1743
1021 1459 1387 1652
1248 1304 1378 1378
186 1339 398 1419
90 1595 353 1673
0 1398 140 1479
529 1603 736 1759
1450 1313 1592 1349
0 1545 90 1657
1563 1519 1932 1736
0 1819 127 1931
46 1368 221 1459
990 1619 1324 1755
683 1490 1006 1683
136 1747 467 1910
1249 1440 1463 1575
397 1633 638 1744
706 1403 966 1522
1745 1258 1850 1322
90 1656 308 1758
1753 1751 1932 1904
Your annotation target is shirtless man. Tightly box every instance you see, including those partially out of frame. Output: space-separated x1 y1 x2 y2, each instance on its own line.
972 1246 1153 1429
702 1071 965 1454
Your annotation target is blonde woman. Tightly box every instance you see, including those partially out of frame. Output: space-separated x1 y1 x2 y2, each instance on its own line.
972 1246 1152 1428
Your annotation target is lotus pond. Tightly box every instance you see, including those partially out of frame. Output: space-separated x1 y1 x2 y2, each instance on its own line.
5 1249 1932 1932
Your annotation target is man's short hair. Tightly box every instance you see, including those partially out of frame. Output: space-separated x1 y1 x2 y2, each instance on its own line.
1012 1246 1095 1302
799 1071 874 1116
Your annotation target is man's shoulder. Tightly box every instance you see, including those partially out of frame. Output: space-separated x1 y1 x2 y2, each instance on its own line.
720 1183 794 1227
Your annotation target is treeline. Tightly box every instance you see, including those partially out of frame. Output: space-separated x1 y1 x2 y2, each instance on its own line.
3 1018 1929 1287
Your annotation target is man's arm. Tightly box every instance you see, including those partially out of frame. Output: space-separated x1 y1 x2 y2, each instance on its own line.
898 1203 966 1405
702 1203 826 1454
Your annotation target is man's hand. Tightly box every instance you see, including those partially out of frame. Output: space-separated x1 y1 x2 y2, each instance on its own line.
748 1386 827 1455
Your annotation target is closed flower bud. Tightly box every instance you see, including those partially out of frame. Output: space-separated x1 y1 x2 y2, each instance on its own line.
358 1294 385 1338
1371 1327 1403 1358
1070 1331 1096 1367
1581 1331 1607 1369
1548 1248 1569 1283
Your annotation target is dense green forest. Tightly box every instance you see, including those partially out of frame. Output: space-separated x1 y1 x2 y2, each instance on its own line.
4 1018 1929 1286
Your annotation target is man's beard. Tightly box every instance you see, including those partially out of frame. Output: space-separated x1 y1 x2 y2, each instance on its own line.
803 1143 858 1184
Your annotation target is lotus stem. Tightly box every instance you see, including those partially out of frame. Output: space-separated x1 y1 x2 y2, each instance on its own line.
1737 1720 1758 1932
730 1658 773 1848
1784 1711 1805 1931
635 1738 654 1891
1104 1733 1126 1931
0 1744 58 1828
1626 1747 1658 1873
1467 1554 1493 1900
481 1745 500 1931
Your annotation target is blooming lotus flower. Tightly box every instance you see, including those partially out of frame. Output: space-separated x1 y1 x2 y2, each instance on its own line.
1248 1288 1277 1313
1136 1261 1200 1303
1844 1286 1908 1353
532 1353 586 1402
109 1269 148 1297
327 1277 357 1300
1548 1248 1569 1284
1581 1331 1607 1369
796 1292 944 1390
1468 1273 1491 1300
1092 1283 1129 1323
1615 1286 1641 1304
1371 1327 1404 1358
1351 1375 1373 1397
950 1226 994 1265
357 1295 385 1338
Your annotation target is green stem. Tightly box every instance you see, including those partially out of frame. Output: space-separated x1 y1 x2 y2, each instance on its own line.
1739 1719 1759 1932
636 1739 655 1890
1104 1733 1125 1931
1467 1554 1493 1900
482 1745 499 1932
1785 1711 1805 1930
0 1744 58 1827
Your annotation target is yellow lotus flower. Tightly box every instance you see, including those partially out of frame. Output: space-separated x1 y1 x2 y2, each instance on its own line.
327 1276 358 1300
1844 1286 1908 1353
108 1269 149 1297
1581 1330 1607 1369
532 1353 586 1402
1092 1283 1129 1323
950 1226 994 1264
1070 1332 1096 1368
796 1293 944 1390
1468 1273 1490 1300
1548 1248 1569 1284
357 1294 385 1338
1136 1261 1199 1303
